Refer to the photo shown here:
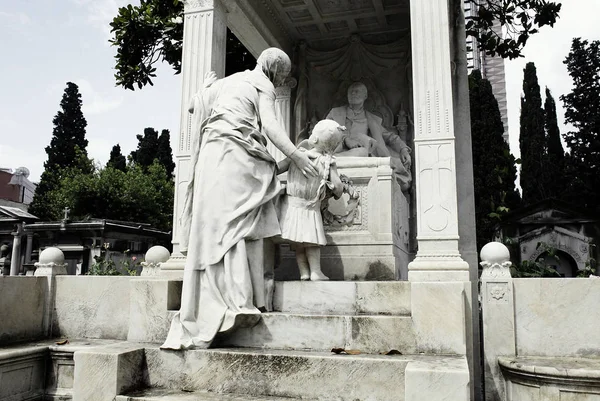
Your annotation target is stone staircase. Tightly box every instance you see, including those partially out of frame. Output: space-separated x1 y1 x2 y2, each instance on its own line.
0 279 470 401
111 279 470 401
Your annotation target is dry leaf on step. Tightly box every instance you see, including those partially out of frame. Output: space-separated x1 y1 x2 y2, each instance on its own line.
331 348 361 355
380 349 402 355
55 339 69 345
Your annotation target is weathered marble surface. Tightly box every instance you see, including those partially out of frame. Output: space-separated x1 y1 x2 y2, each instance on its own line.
73 341 145 401
144 347 450 401
410 282 467 355
273 280 411 315
117 389 304 400
0 344 46 401
53 276 132 340
128 278 182 343
217 313 416 354
513 278 600 358
499 356 600 401
0 276 47 345
405 357 470 401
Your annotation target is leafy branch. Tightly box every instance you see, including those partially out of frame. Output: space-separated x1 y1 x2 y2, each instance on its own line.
466 0 562 59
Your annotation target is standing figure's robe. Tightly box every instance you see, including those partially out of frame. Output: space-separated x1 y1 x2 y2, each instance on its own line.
162 69 283 349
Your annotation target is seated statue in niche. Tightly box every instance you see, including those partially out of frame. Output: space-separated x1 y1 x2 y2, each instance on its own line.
326 82 412 190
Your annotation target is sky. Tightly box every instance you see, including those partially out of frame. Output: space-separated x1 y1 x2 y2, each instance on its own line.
0 1 599 183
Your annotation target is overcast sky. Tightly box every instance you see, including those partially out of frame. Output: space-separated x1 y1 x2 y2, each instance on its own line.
1 1 599 183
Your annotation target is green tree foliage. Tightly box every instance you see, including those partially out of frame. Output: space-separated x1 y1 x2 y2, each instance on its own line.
110 0 255 90
560 38 600 211
107 144 127 172
50 161 174 231
466 0 561 59
157 129 175 178
108 0 555 89
542 88 565 196
519 62 547 204
110 0 184 90
29 82 91 220
469 70 520 249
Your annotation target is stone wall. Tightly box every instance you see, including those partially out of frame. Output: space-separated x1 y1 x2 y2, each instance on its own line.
513 278 600 358
52 276 133 340
0 277 47 344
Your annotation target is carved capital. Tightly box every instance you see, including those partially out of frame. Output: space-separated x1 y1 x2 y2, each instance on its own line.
184 0 225 14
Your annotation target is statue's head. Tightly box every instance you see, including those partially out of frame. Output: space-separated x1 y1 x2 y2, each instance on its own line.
256 48 291 87
309 120 345 154
347 82 368 106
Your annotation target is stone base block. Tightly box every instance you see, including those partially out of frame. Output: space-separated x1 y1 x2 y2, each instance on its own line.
143 347 440 401
128 279 182 343
0 345 46 401
73 342 146 401
273 280 411 315
216 312 416 354
405 357 470 401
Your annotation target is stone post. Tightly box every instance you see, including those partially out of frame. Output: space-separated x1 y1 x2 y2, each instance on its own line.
407 0 469 282
480 242 515 401
9 223 23 276
140 246 171 276
34 247 68 336
161 0 227 277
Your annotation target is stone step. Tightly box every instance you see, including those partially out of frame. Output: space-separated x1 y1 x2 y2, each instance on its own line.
117 388 300 400
142 347 467 401
215 312 416 354
273 280 411 315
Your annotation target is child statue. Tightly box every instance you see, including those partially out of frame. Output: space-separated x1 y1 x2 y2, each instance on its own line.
277 120 346 281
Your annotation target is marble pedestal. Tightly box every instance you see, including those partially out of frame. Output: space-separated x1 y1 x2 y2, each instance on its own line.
276 157 411 281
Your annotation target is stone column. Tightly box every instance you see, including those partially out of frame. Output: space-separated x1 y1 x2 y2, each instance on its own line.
9 224 22 276
266 79 296 162
407 0 469 282
25 233 33 264
161 0 227 277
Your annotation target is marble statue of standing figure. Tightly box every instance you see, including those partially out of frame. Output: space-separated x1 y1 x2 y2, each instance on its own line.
326 82 413 190
277 120 345 281
161 48 317 350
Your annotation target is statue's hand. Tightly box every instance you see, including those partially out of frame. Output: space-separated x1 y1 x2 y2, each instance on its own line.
400 148 411 167
344 137 363 149
291 150 318 177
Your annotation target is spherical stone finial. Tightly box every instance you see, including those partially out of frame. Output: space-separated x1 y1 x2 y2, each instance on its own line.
39 247 65 264
480 242 510 264
145 246 171 264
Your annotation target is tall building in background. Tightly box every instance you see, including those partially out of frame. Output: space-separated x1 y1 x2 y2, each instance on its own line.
465 0 510 142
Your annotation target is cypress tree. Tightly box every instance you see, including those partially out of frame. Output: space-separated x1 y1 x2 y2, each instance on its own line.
469 70 520 249
543 88 565 197
130 127 159 169
519 62 547 204
29 82 89 219
107 144 127 172
157 130 175 179
560 38 600 211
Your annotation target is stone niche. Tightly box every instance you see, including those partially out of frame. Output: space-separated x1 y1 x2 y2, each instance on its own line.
276 32 414 281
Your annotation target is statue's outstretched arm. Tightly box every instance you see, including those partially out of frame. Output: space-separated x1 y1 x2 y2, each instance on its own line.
259 93 318 177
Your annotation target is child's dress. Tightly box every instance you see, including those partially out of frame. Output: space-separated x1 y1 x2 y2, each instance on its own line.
280 152 336 246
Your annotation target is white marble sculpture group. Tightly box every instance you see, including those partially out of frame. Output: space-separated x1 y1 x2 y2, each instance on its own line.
162 47 412 350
